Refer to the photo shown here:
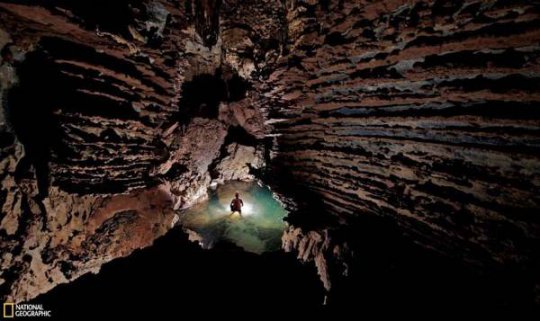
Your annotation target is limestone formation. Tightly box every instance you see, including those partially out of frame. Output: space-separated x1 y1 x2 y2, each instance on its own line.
282 226 350 291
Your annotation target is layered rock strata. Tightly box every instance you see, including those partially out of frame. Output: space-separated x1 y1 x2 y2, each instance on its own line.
0 0 274 302
0 0 539 304
266 0 540 269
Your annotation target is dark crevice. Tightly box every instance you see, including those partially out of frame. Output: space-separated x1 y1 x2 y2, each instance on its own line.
279 131 540 156
324 32 355 46
177 69 250 124
161 163 188 181
404 19 540 50
57 177 157 195
5 50 63 199
0 131 15 149
41 37 167 95
436 74 540 93
416 49 535 70
187 0 222 47
177 73 225 120
223 125 259 147
318 101 540 120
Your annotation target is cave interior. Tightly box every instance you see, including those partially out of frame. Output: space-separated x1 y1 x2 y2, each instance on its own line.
0 0 539 316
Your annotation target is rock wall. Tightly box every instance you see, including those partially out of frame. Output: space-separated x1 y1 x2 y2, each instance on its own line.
282 226 350 292
0 0 271 302
265 0 540 268
0 128 175 301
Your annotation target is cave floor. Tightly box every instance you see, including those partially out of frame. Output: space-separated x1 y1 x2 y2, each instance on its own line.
30 224 537 318
30 228 326 318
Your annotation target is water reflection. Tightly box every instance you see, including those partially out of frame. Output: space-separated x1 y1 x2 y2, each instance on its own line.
179 181 288 254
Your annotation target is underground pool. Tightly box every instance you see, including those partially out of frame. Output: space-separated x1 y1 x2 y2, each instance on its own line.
178 180 288 254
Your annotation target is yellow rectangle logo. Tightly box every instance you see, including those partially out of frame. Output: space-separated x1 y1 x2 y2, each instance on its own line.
3 303 14 318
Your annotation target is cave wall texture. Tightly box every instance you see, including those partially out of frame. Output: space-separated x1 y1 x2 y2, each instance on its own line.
268 0 540 268
0 0 539 303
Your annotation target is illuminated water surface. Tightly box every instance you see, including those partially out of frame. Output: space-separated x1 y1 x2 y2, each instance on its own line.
179 181 288 254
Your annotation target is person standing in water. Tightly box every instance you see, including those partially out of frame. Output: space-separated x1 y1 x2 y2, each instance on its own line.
230 192 244 217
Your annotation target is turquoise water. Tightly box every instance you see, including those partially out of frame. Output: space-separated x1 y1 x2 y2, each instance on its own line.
179 181 288 254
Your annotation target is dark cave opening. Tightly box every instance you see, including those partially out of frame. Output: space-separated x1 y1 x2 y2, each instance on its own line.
4 49 63 198
177 69 250 122
178 73 225 119
186 0 223 47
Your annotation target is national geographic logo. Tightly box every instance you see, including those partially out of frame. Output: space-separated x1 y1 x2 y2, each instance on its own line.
2 303 13 319
3 303 52 319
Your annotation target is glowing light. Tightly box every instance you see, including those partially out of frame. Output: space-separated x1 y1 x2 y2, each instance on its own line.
242 202 254 216
180 181 288 253
225 201 254 216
